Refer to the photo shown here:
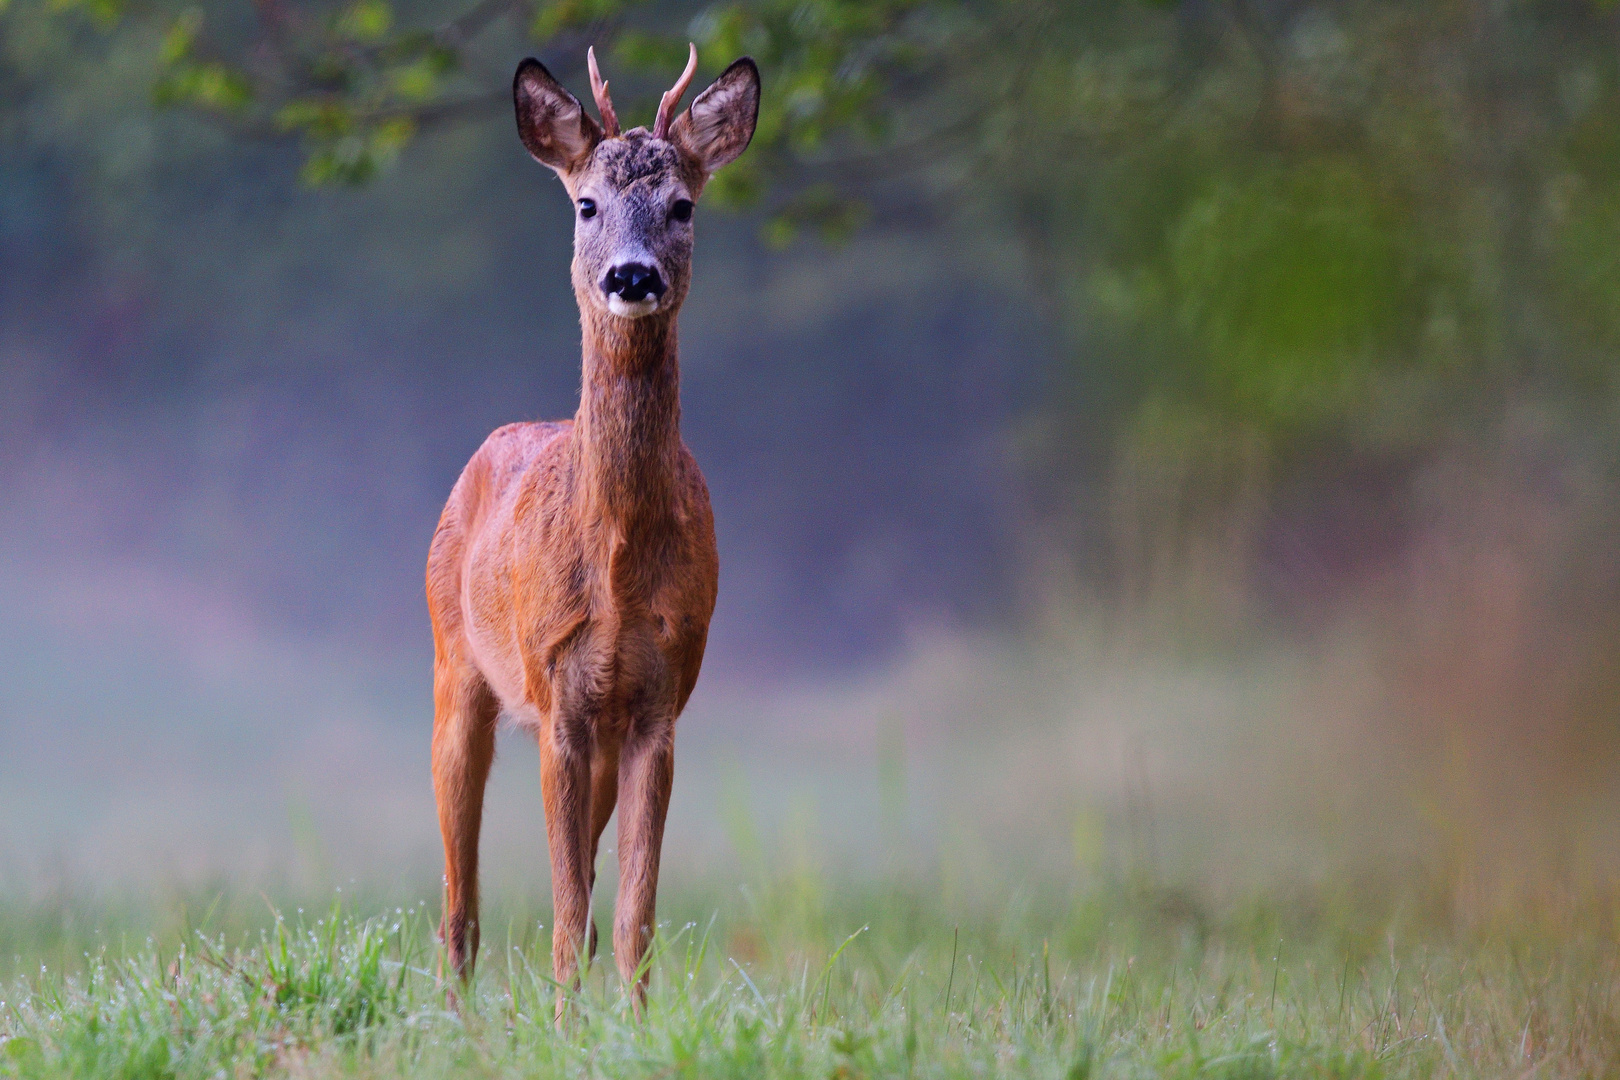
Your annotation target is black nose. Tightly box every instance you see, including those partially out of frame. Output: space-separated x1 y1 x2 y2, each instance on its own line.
602 263 666 303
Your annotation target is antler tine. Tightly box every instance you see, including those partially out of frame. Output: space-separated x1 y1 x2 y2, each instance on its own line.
652 42 699 140
587 46 620 137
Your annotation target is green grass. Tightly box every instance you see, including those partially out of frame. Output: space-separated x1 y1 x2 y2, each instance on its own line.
0 874 1616 1079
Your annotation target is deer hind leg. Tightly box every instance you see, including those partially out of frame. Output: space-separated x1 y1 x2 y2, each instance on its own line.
431 661 499 981
613 713 675 1008
585 747 620 961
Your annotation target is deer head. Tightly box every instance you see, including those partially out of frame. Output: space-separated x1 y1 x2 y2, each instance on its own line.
513 46 761 322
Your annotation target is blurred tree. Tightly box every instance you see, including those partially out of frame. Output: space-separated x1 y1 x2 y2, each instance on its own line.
14 0 1619 391
5 0 1619 605
6 0 926 228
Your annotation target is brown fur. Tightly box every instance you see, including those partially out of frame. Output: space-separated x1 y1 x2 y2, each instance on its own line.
428 51 758 1016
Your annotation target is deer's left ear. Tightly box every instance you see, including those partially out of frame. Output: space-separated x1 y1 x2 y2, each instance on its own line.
670 57 760 174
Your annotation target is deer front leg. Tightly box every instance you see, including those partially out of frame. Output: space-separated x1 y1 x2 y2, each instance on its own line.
431 662 498 982
539 712 595 1015
613 717 675 1010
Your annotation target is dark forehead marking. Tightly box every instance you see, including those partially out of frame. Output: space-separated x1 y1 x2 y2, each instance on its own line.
593 131 680 188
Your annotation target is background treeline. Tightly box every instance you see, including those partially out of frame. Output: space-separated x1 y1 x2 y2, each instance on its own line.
6 28 1620 1080
3 0 1619 864
8 0 1620 615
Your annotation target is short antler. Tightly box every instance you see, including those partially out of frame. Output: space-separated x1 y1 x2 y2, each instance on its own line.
652 42 699 140
587 46 620 138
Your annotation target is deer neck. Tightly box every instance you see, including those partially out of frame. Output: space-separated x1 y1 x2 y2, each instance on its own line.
573 309 683 535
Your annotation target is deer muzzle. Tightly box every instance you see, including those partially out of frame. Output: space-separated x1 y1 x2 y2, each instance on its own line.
602 262 667 313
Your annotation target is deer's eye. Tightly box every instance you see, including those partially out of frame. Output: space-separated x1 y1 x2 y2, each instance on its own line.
578 198 597 220
671 199 694 223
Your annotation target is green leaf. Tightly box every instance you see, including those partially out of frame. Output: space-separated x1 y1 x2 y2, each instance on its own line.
387 57 442 103
153 61 252 112
160 8 202 64
531 0 634 42
370 115 416 157
46 0 125 27
336 0 392 43
276 99 353 138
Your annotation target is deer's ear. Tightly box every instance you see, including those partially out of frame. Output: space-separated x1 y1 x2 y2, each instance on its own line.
514 59 602 173
671 57 760 174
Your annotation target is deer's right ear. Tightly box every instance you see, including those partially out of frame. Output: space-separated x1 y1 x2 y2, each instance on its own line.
514 59 602 173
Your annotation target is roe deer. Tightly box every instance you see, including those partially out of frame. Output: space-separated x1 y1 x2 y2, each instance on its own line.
426 44 759 1012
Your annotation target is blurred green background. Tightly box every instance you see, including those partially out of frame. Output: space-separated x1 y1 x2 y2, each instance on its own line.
2 0 1618 911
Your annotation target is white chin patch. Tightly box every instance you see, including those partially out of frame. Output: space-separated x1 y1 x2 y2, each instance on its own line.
607 295 659 319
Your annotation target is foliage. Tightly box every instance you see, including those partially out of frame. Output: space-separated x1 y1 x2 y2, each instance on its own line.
4 0 927 200
5 0 1620 597
10 0 1620 426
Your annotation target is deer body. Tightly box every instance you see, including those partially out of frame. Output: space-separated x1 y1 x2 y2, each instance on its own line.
427 47 758 1009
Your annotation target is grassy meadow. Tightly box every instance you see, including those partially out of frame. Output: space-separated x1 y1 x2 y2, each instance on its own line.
3 632 1618 1079
10 0 1620 1076
1 865 1616 1079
